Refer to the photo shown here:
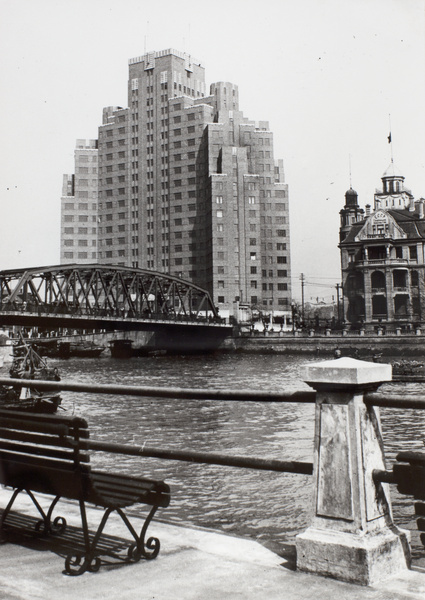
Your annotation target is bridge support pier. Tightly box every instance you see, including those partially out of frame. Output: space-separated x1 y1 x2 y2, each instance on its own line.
296 357 410 585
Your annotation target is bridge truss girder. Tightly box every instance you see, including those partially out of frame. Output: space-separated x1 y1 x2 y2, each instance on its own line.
0 264 219 323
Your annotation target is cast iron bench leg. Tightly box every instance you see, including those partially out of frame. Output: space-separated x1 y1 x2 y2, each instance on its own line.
64 502 161 576
1 489 65 537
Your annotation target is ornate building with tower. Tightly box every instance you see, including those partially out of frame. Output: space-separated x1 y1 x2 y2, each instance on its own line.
339 161 425 331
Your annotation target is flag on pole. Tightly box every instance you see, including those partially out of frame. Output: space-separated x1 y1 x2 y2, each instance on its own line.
388 132 392 143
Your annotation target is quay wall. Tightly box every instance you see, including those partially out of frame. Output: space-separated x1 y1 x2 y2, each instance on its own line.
3 328 424 358
224 332 425 357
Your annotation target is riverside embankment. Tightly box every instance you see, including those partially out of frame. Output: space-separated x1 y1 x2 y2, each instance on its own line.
225 332 425 357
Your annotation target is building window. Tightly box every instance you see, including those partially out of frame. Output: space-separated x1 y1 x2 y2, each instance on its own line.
218 296 225 303
250 252 257 260
409 246 418 260
217 210 223 218
216 196 223 204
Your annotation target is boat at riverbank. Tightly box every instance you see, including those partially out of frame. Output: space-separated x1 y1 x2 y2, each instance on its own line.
0 386 61 413
3 339 62 412
58 341 105 358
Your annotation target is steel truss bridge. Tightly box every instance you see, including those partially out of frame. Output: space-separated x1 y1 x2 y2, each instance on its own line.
0 265 231 351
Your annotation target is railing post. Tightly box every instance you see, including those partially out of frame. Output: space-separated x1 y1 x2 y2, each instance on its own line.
296 357 410 585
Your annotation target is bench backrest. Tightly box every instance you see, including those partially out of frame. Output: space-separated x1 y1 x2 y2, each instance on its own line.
0 408 91 498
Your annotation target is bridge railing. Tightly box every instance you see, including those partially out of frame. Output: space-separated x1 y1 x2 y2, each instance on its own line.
0 302 226 324
0 357 423 586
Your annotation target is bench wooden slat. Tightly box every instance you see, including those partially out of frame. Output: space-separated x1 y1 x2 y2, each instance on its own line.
0 408 88 429
89 470 167 488
89 472 170 508
1 457 91 499
0 451 90 474
0 429 83 449
0 440 90 463
396 451 425 465
0 417 71 437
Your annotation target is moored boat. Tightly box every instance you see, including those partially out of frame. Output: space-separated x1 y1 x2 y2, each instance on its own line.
5 337 62 412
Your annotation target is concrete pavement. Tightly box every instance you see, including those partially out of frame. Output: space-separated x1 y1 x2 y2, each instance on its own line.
0 488 424 600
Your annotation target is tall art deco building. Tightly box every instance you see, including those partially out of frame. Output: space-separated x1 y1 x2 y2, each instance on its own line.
61 49 291 315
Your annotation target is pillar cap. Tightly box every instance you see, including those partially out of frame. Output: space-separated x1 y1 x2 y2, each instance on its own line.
302 357 392 387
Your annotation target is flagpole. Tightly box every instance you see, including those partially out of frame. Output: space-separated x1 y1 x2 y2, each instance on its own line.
388 113 393 162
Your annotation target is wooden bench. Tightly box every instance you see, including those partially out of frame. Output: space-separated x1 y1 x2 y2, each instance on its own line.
393 451 425 551
375 451 425 554
0 408 170 575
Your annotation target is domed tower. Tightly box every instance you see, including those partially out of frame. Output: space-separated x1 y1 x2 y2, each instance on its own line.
374 160 414 210
339 187 364 242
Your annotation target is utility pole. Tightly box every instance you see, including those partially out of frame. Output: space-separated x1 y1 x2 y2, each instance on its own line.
300 273 305 325
336 283 341 326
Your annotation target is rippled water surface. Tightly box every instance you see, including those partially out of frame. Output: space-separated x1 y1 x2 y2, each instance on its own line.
53 353 424 558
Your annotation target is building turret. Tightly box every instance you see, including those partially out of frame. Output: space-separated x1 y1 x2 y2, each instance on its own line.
374 160 414 210
339 187 364 242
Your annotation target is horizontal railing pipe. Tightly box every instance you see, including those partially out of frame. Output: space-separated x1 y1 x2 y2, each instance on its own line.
2 378 425 409
0 377 317 403
372 468 396 484
364 392 425 410
85 439 313 474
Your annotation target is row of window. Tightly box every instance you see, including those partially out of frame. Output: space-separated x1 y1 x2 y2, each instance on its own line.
63 203 95 211
217 296 289 307
64 215 97 223
63 227 97 235
63 239 96 247
247 282 288 291
77 167 97 174
63 252 97 259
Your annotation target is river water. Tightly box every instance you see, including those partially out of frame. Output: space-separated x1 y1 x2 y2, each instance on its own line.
52 353 424 560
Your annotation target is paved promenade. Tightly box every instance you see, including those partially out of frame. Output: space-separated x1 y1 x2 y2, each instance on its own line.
0 489 424 600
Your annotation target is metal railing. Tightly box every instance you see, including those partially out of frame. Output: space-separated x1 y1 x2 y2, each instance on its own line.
1 376 424 471
1 371 424 583
0 377 316 475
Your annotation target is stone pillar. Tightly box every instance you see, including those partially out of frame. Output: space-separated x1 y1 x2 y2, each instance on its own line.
385 268 394 322
364 270 372 324
296 357 410 585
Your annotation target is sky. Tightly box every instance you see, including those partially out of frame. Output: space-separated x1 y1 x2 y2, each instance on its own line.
0 0 424 302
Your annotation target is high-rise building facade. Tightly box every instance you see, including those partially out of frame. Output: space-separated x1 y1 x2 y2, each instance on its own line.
61 139 98 264
63 49 291 315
